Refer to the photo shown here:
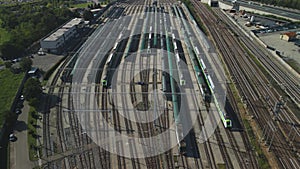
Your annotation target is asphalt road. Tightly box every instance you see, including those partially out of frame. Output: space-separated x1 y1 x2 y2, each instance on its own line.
10 102 34 169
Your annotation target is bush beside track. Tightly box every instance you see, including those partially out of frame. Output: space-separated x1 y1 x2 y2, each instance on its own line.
181 0 208 35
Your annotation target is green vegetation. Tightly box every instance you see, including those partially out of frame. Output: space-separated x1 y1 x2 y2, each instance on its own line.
27 106 40 161
0 26 10 45
286 101 300 119
0 2 77 60
261 14 291 22
70 2 93 8
100 0 110 5
204 3 212 11
285 58 300 74
249 0 300 10
240 42 272 81
23 78 42 106
241 43 300 117
243 119 271 169
0 69 24 126
181 0 208 35
83 10 94 21
0 58 4 65
222 55 271 169
217 164 226 169
228 81 271 169
20 57 32 72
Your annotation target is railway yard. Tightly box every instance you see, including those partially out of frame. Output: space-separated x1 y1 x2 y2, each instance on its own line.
37 0 300 169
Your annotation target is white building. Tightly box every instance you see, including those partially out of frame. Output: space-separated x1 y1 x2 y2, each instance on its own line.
40 18 83 54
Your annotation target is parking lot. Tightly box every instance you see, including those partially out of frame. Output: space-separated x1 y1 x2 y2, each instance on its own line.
233 12 300 69
31 53 64 72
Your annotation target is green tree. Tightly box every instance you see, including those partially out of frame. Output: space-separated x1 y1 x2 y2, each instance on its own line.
83 10 94 21
4 61 12 68
4 110 17 127
0 4 75 61
0 41 23 60
20 57 32 72
23 78 42 101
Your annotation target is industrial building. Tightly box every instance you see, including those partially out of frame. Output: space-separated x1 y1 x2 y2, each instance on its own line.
280 32 297 42
208 0 219 7
40 18 83 54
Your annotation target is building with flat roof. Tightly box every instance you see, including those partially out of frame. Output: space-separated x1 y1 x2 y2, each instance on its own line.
280 32 297 42
40 18 83 54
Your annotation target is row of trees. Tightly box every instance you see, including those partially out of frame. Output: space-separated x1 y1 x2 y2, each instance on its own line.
88 3 102 9
248 0 300 10
0 2 77 60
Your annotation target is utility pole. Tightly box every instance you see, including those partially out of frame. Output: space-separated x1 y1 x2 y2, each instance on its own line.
261 120 277 152
273 96 284 121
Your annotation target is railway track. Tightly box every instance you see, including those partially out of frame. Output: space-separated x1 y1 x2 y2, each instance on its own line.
42 52 74 158
214 10 300 150
56 81 69 168
169 4 219 168
190 0 299 168
214 7 300 169
39 0 263 168
173 3 242 168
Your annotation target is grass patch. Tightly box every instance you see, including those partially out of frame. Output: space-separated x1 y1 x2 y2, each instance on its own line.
0 59 4 65
70 2 93 8
261 14 291 22
27 106 41 161
0 27 11 45
240 42 270 78
217 163 226 169
230 82 271 169
204 3 212 11
229 82 271 169
284 58 300 74
41 80 47 87
181 0 208 35
243 119 270 169
286 101 300 119
0 69 24 126
226 69 271 169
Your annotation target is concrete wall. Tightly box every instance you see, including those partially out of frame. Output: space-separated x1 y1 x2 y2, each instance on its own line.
41 39 61 49
64 27 77 41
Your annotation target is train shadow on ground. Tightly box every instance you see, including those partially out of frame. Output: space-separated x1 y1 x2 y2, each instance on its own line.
225 97 243 132
183 130 200 158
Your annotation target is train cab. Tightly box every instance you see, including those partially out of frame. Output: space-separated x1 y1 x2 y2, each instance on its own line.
102 77 107 88
224 118 232 128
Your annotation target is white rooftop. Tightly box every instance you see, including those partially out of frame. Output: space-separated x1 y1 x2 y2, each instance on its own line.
44 28 69 41
91 8 102 13
63 18 83 29
43 18 83 41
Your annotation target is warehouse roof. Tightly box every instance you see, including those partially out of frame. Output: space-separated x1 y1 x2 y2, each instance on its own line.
44 28 69 41
43 18 83 42
282 32 297 38
63 18 83 29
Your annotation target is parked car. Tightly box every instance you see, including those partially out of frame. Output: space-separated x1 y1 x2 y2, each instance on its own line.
137 81 146 85
9 134 17 142
15 108 22 115
20 95 24 101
